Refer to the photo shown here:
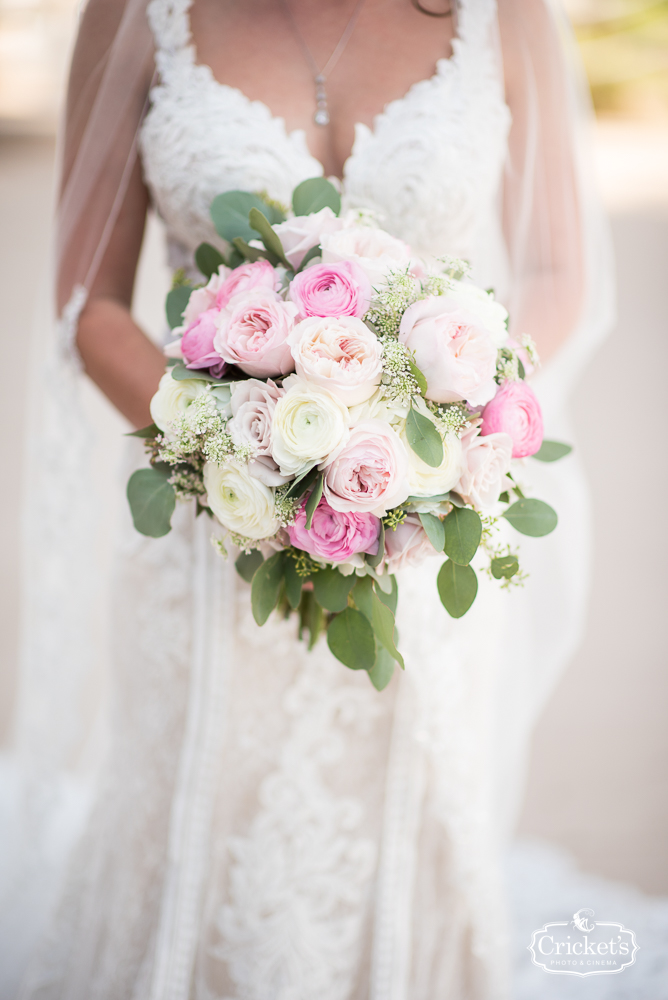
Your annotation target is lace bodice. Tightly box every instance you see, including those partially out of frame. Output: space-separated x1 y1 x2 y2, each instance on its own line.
140 0 511 285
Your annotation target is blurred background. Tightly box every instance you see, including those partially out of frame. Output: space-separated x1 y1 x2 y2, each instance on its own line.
0 0 666 905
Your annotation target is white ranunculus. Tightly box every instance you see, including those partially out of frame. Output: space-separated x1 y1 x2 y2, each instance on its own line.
149 372 207 431
347 387 409 430
203 461 279 540
270 375 350 477
321 225 413 288
400 404 464 497
444 280 509 348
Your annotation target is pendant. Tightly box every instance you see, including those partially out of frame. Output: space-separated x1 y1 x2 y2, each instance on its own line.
314 73 329 126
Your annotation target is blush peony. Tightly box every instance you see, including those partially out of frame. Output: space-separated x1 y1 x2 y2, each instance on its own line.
288 261 372 319
288 315 383 406
384 515 438 574
272 207 343 269
456 424 513 510
322 420 410 516
288 494 380 564
214 289 298 378
321 225 413 288
481 380 543 458
398 298 497 406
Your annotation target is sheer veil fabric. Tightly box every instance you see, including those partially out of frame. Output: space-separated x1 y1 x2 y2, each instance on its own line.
0 0 615 997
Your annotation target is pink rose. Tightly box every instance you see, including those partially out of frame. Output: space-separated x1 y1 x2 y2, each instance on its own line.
181 308 227 371
322 420 410 516
384 515 437 574
228 378 289 486
399 298 497 407
481 380 543 458
214 259 279 309
287 315 383 406
288 261 372 319
214 289 298 379
456 424 513 510
288 494 380 564
272 207 343 270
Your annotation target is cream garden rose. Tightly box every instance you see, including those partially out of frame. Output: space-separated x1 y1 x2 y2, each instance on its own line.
456 424 513 509
203 461 279 540
321 225 413 287
149 372 207 431
444 281 509 348
287 315 383 406
323 420 410 516
270 375 350 477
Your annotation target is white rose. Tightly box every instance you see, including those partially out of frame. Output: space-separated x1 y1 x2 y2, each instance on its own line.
321 225 413 288
272 207 343 270
456 424 513 510
287 315 383 406
444 280 509 348
270 375 350 477
149 372 207 431
203 461 279 540
402 424 464 498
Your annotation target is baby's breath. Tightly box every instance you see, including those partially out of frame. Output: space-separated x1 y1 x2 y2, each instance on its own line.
274 484 299 527
421 273 452 297
520 333 540 366
426 400 472 437
365 268 420 338
228 532 263 554
380 339 422 404
496 347 520 383
436 255 471 280
169 467 206 500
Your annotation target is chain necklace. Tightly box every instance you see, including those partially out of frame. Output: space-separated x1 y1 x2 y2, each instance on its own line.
279 0 368 126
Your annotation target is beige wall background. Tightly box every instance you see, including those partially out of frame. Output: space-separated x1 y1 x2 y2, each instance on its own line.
0 0 667 898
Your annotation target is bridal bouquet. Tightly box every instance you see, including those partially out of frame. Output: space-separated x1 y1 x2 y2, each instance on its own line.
128 178 570 688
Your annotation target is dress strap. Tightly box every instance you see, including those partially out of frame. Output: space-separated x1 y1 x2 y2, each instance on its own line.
146 0 194 59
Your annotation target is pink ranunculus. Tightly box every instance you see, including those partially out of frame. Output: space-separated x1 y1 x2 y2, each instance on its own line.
322 420 410 516
481 380 543 458
214 259 279 309
287 315 383 406
288 494 380 564
214 289 298 379
288 261 372 319
228 379 289 486
182 267 231 327
272 207 343 270
398 298 498 407
181 308 227 371
383 514 438 574
456 424 513 510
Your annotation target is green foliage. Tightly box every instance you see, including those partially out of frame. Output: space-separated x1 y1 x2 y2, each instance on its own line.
126 423 159 439
283 557 304 609
327 608 376 670
407 358 428 395
368 647 395 691
235 549 264 583
365 520 385 568
418 512 445 552
503 498 558 537
231 237 274 264
442 506 482 565
166 285 192 329
285 464 320 500
491 555 519 580
195 242 226 279
312 566 355 612
370 591 404 668
171 363 221 383
210 190 267 242
405 405 443 468
304 474 324 530
351 575 374 619
248 207 292 268
127 467 176 538
437 559 478 618
296 245 322 272
532 440 573 462
298 588 324 649
251 552 286 625
374 574 398 616
292 177 341 217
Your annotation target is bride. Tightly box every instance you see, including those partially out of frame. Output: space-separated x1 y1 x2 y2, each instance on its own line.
11 0 613 997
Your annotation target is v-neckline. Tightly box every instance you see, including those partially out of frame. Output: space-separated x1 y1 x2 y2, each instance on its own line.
184 4 461 183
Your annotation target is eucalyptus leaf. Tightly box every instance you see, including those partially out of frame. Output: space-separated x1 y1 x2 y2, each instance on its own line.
405 405 443 469
248 207 291 268
442 506 482 565
371 592 404 669
284 558 303 609
367 647 395 691
532 439 573 463
503 498 558 537
235 549 264 583
126 423 159 439
491 555 519 580
351 575 374 620
327 608 376 670
195 242 225 279
418 512 445 552
312 566 355 613
166 285 192 329
407 358 428 396
374 575 398 616
231 237 276 264
127 467 175 538
251 552 286 625
171 364 220 383
292 177 341 217
296 244 322 272
304 475 324 529
259 199 286 225
405 492 451 504
437 560 478 618
210 190 267 242
365 520 385 568
448 492 465 508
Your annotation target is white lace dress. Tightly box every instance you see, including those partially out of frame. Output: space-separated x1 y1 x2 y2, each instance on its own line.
17 2 606 999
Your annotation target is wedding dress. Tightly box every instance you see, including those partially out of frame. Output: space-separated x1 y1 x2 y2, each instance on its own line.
4 1 630 999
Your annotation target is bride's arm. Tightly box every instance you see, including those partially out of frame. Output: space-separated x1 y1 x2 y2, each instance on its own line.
499 0 586 363
58 0 163 429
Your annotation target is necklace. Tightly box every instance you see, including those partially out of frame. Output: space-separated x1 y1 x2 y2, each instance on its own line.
279 0 368 126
